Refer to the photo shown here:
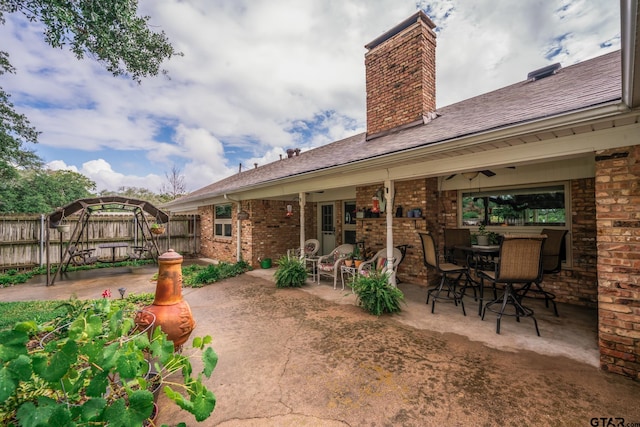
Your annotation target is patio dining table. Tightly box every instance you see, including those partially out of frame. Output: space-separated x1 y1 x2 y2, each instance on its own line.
98 242 129 263
454 244 501 315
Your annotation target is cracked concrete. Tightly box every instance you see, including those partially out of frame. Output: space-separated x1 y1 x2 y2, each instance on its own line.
3 264 640 426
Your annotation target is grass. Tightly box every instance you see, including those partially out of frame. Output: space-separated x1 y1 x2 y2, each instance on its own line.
0 259 156 288
0 293 156 331
0 260 251 331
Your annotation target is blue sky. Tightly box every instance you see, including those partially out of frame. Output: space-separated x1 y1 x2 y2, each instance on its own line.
1 0 621 193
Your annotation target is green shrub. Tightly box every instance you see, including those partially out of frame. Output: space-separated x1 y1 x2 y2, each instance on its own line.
274 255 307 288
0 299 218 425
351 271 404 316
182 261 251 288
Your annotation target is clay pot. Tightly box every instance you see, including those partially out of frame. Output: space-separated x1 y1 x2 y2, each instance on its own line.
135 249 195 351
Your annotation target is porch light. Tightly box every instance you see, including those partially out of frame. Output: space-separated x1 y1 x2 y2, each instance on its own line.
286 204 293 218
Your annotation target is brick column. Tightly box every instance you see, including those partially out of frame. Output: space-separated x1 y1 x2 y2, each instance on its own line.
595 145 640 380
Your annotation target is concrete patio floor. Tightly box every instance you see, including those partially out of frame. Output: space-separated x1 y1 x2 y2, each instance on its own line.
2 263 639 426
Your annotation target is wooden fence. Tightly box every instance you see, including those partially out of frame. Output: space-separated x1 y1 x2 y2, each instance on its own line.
0 213 200 271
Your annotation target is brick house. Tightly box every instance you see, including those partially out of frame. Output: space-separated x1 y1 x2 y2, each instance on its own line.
165 9 640 380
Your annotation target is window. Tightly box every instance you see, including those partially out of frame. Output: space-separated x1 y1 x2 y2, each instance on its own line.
343 201 356 244
344 201 356 224
214 204 232 237
460 184 567 227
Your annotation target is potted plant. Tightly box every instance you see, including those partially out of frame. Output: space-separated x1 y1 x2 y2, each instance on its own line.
475 224 490 245
352 246 363 268
0 298 218 426
274 254 307 287
56 223 71 234
344 253 354 267
150 223 166 235
473 224 500 246
351 270 405 316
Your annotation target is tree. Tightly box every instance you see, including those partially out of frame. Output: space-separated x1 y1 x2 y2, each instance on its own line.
160 164 187 200
0 52 42 179
98 186 172 206
0 169 96 213
0 0 178 176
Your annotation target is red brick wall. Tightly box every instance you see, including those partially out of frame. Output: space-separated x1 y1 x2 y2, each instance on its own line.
595 145 640 380
355 179 441 285
365 14 436 137
199 200 318 268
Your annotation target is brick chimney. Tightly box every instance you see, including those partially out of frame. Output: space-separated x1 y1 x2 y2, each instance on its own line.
365 11 437 140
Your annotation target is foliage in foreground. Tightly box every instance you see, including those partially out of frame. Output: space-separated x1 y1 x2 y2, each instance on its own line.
273 255 307 288
0 297 217 426
182 261 251 288
351 271 405 316
0 294 155 333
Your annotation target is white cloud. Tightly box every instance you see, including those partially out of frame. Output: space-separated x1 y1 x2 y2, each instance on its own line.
3 0 622 192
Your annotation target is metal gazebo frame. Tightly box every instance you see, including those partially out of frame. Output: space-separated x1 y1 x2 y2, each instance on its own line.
46 196 170 286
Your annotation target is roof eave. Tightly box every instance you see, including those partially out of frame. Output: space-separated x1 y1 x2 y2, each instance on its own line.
166 101 628 211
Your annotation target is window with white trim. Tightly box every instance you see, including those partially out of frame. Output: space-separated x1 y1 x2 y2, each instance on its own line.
214 204 232 238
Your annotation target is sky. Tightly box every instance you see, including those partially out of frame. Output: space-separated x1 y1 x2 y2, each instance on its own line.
0 0 621 194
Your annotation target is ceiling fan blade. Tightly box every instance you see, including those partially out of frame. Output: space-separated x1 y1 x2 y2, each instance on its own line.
480 170 496 177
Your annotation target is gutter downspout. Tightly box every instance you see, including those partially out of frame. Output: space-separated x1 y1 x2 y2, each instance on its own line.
224 194 242 262
621 0 639 108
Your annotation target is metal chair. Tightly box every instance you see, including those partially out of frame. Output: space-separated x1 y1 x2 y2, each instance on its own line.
443 228 478 300
515 229 567 317
317 244 354 289
443 228 471 265
479 234 547 336
129 242 154 260
418 231 467 315
67 245 98 266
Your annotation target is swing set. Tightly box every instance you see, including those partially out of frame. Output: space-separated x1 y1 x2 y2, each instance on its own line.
45 196 169 286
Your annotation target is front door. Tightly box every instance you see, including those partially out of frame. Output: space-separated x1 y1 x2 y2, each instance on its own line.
320 203 335 255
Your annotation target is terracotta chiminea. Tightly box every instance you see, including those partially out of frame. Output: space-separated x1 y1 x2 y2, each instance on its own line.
135 249 195 351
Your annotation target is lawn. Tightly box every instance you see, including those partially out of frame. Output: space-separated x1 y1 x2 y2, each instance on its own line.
0 260 251 331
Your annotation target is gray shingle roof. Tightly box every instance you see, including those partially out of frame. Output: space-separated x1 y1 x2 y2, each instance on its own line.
171 50 621 206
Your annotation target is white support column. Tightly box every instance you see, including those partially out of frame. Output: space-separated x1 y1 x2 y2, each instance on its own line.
299 192 306 255
385 179 396 286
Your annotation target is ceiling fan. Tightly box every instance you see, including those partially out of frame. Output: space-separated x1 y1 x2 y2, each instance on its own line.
445 167 515 181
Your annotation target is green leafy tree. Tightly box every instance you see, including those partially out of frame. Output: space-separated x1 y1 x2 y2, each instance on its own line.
0 52 42 180
0 169 95 213
0 0 179 180
99 186 172 206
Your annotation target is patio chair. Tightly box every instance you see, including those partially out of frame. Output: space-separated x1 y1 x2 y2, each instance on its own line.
443 228 477 300
317 244 354 289
129 242 154 260
479 234 547 336
68 245 98 266
418 231 467 315
443 228 471 265
294 239 320 259
358 247 403 283
515 229 567 317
